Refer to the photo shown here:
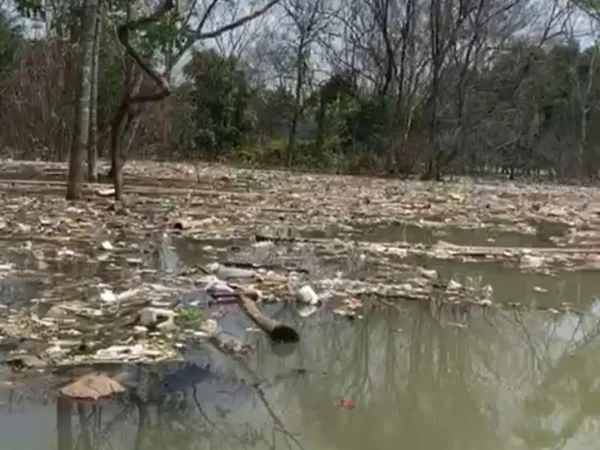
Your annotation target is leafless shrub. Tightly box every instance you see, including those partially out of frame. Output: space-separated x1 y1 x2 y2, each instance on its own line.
0 39 75 161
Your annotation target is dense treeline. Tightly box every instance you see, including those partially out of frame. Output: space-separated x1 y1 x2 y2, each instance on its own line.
1 0 600 197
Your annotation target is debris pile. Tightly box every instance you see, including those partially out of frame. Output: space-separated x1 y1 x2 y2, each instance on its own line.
0 160 597 374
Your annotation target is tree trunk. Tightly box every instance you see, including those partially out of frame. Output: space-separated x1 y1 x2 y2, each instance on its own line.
107 0 281 198
87 1 102 182
286 40 306 168
109 0 174 201
422 0 441 181
110 68 143 201
314 92 327 155
56 396 73 450
110 103 127 201
579 46 597 180
66 0 99 200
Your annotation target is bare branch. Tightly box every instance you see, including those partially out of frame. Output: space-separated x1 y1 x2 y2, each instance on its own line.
116 0 174 102
197 0 220 31
197 0 280 39
172 0 281 67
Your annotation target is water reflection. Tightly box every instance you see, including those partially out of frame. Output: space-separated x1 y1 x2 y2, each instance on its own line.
429 260 600 307
300 220 568 248
2 299 600 450
354 221 557 248
0 278 45 308
0 225 597 449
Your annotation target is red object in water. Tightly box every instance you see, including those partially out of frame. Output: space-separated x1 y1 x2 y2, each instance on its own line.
337 399 356 410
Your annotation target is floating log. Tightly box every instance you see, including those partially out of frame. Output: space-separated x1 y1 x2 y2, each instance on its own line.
234 289 299 343
219 260 309 274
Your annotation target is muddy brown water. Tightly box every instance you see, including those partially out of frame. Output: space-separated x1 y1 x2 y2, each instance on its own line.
352 221 552 247
0 224 599 449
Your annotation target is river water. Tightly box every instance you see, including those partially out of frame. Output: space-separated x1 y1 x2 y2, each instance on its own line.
0 225 599 450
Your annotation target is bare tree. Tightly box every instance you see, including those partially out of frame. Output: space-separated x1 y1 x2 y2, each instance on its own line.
282 0 328 166
210 0 267 59
66 0 98 200
108 0 283 201
87 0 101 182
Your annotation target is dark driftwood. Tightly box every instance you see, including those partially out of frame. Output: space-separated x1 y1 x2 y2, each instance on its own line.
235 292 299 343
219 260 309 274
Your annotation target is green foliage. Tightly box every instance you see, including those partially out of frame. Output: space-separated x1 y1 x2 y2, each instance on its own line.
137 8 185 64
175 306 203 328
185 50 254 159
7 0 600 180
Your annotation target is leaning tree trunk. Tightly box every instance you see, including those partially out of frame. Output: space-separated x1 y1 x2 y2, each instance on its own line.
109 0 173 201
109 0 283 201
110 67 143 199
87 0 102 182
66 0 99 200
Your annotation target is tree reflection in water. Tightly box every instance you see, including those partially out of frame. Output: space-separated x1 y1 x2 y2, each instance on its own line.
5 297 600 450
